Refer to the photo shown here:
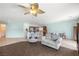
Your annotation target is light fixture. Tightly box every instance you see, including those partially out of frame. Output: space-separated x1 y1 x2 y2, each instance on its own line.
18 3 45 16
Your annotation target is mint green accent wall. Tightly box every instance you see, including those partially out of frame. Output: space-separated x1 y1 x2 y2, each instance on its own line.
47 20 77 40
5 21 39 38
6 22 24 38
4 19 78 39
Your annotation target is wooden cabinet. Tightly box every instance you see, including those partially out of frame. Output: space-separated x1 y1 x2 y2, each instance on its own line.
43 26 47 36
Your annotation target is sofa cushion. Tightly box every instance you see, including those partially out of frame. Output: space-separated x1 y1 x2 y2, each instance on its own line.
42 38 57 45
46 33 51 39
51 34 59 41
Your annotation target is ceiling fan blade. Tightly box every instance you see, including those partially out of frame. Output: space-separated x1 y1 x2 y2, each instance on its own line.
18 5 26 8
24 12 30 15
38 9 45 14
18 5 30 10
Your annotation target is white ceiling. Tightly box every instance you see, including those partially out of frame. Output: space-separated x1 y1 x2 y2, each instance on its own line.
0 3 79 25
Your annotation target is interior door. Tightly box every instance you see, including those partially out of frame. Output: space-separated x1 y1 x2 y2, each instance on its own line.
77 23 79 54
0 24 6 39
73 26 77 41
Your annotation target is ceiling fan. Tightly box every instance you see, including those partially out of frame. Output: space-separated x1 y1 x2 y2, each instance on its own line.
18 3 45 16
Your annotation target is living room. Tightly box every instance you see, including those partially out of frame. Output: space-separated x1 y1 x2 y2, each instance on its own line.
0 3 79 56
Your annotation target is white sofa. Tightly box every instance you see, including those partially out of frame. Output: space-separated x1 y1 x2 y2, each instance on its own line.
41 36 62 50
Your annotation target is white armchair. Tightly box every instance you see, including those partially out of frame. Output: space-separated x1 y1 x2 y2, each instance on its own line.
41 36 62 50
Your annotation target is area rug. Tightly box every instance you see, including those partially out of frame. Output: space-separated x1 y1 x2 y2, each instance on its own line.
0 41 78 56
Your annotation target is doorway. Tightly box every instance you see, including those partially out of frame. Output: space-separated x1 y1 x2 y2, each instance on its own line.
0 24 6 39
73 26 77 41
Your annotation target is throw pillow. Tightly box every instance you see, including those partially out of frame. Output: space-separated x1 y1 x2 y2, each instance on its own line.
51 34 59 41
